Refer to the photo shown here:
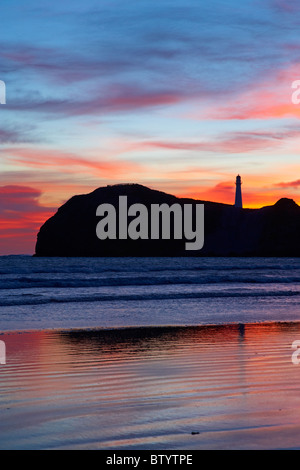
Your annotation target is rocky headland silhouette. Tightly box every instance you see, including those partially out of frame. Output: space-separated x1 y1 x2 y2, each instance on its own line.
35 184 300 257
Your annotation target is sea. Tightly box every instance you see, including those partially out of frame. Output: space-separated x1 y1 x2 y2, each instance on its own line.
1 255 300 331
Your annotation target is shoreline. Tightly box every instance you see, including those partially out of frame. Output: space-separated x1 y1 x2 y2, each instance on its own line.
2 318 300 335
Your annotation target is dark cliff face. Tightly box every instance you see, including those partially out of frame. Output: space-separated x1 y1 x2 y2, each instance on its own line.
35 184 300 257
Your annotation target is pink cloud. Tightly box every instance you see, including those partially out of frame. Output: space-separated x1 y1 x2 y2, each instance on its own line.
197 63 300 121
141 128 295 154
1 147 143 178
275 179 300 188
0 185 56 255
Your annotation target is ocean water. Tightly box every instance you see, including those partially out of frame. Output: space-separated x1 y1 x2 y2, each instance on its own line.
1 256 300 331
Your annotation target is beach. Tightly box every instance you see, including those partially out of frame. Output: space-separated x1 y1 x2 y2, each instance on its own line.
2 256 300 450
1 323 300 450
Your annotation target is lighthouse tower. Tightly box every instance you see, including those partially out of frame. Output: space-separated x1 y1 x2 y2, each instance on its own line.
235 175 243 208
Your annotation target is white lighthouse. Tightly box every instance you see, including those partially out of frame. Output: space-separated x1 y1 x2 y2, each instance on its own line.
235 175 243 208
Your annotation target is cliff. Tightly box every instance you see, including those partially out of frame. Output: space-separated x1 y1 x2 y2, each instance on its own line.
35 184 300 257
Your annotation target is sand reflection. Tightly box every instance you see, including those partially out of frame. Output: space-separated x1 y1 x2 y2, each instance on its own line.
1 323 300 449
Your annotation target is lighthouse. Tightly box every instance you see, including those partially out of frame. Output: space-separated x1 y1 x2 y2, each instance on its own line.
235 175 243 208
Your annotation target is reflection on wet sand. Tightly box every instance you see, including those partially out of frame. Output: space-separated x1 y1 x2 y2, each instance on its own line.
1 322 300 449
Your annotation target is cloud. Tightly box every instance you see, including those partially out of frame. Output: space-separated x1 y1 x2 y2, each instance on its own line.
203 63 300 121
141 127 299 154
4 86 184 117
269 0 300 13
208 96 300 121
0 185 55 218
0 185 56 255
0 125 37 144
0 42 137 84
1 147 143 178
3 1 296 120
275 179 300 188
176 180 236 205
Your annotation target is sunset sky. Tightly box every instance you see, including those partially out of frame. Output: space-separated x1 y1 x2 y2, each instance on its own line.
1 0 300 254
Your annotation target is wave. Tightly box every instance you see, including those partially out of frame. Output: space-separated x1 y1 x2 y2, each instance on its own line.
1 274 300 290
1 288 300 307
1 255 300 276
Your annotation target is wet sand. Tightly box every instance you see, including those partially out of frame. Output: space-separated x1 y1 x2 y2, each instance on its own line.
1 322 300 450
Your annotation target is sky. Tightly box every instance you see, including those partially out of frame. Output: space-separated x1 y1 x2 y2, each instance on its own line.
1 0 300 254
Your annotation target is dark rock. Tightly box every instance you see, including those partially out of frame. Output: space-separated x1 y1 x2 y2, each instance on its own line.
35 184 300 257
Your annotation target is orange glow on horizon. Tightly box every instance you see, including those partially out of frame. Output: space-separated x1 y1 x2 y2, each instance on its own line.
2 169 300 254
